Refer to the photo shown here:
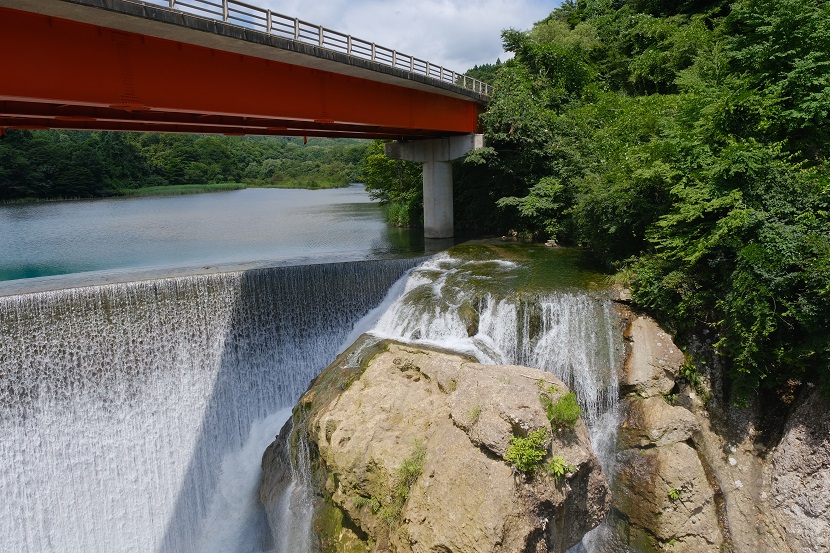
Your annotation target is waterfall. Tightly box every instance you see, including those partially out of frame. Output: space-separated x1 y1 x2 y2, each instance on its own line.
370 254 623 424
368 253 625 550
0 258 419 553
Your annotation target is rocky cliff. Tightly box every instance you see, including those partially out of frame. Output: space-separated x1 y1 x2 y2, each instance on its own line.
610 310 830 553
260 337 611 553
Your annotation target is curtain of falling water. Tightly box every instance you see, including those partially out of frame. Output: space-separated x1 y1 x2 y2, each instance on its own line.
370 255 624 426
0 258 419 553
368 253 626 551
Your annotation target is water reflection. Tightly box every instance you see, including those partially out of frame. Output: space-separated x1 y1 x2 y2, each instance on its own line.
0 186 426 284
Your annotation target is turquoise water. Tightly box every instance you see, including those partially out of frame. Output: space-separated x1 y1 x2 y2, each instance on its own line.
0 186 424 286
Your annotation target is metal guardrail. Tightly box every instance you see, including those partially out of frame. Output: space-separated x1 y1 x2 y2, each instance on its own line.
143 0 493 98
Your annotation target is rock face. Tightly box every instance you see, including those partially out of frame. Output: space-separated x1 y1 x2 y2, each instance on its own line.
614 312 830 553
614 314 727 552
619 396 699 449
260 337 611 553
622 316 684 398
771 390 830 552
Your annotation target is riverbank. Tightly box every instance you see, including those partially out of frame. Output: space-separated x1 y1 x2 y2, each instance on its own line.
1 179 354 204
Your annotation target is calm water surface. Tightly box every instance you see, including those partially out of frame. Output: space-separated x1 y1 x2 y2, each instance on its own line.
0 186 424 288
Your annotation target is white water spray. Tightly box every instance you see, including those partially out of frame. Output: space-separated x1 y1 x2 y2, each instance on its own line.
0 259 419 553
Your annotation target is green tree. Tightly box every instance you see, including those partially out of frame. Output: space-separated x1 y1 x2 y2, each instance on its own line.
362 140 422 227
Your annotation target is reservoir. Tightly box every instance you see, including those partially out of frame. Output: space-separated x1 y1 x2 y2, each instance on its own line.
0 185 423 288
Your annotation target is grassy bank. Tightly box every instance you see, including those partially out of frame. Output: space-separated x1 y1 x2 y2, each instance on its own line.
1 179 357 204
119 183 247 197
246 175 351 190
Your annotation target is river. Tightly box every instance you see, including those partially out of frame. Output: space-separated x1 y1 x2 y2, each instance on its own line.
0 185 423 289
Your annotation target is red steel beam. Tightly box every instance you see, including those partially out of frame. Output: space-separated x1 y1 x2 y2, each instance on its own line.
0 7 482 138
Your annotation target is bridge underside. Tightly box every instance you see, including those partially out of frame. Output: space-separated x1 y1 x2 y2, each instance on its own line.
0 7 481 139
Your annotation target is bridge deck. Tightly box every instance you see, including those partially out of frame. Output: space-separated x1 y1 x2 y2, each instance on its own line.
0 0 487 139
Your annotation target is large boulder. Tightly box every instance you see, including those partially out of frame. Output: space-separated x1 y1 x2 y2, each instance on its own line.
616 441 724 552
260 337 611 553
619 396 699 449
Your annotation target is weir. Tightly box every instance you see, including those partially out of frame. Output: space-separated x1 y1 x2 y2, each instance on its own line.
2 250 626 553
0 258 419 553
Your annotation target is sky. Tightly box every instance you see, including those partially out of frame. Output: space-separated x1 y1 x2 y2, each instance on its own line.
256 0 561 72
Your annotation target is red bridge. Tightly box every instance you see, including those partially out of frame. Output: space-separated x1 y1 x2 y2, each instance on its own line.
0 0 489 237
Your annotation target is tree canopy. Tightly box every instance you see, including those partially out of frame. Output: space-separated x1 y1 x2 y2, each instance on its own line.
454 0 830 400
0 131 368 201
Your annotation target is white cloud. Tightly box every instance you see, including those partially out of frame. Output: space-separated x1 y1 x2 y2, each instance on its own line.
260 0 559 71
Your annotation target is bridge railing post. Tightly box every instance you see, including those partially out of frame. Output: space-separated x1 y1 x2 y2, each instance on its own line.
222 0 228 21
293 18 299 40
371 43 376 61
318 26 323 47
168 0 175 8
266 9 272 33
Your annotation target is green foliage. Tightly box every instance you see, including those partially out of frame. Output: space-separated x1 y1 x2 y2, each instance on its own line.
504 429 548 473
361 140 422 227
545 455 578 481
462 60 502 84
455 0 830 401
668 487 682 501
0 131 367 201
497 176 569 240
726 0 830 159
541 391 582 429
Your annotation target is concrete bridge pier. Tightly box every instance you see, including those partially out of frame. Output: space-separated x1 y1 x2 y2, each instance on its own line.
385 134 484 238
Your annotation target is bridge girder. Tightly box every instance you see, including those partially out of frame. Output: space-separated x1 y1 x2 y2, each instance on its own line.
0 6 482 139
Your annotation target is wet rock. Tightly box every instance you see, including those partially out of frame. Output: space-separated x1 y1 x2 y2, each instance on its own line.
260 337 610 553
616 442 724 552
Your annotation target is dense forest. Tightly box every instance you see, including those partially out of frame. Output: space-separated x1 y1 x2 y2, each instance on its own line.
0 131 368 201
367 0 830 402
466 0 829 401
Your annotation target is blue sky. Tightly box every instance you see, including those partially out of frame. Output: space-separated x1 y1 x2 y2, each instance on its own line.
260 0 561 72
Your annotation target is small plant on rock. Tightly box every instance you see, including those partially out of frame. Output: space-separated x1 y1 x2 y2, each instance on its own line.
668 487 682 502
504 429 548 473
354 495 381 514
364 442 428 528
467 404 482 425
395 442 426 501
545 455 577 481
541 391 582 429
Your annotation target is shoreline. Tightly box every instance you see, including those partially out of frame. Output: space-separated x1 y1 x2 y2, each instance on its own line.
0 180 357 205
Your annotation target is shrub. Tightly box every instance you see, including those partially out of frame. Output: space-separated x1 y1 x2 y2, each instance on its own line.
541 391 582 429
504 429 548 473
